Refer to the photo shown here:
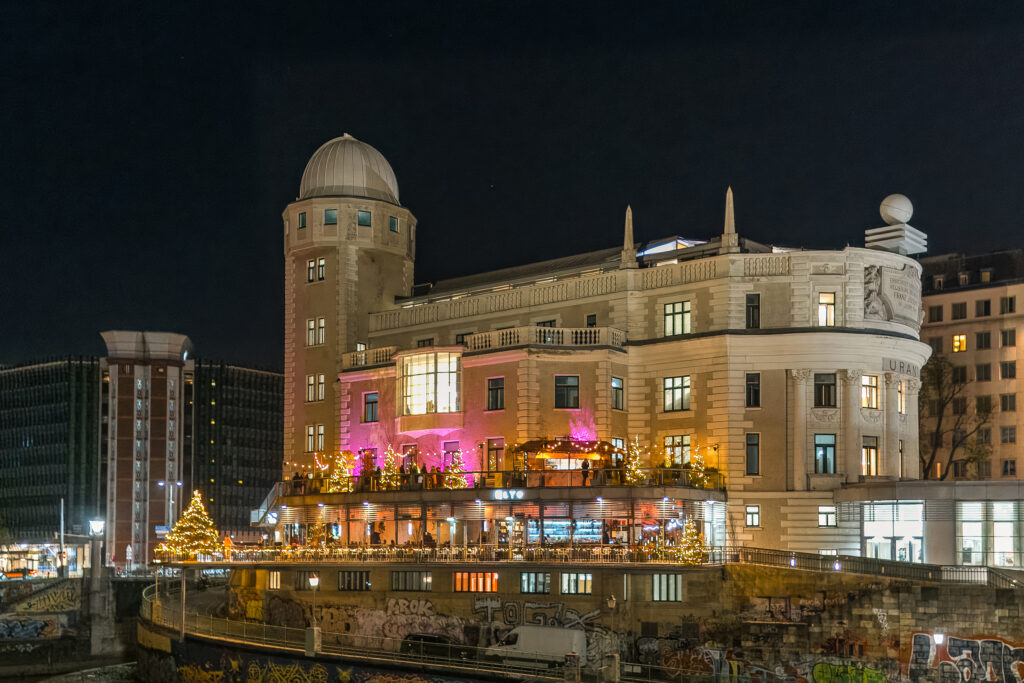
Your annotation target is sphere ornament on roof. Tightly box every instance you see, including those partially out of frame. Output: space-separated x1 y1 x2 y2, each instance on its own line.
880 193 913 225
298 133 400 204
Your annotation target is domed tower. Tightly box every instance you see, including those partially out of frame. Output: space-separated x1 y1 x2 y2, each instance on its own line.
282 135 417 469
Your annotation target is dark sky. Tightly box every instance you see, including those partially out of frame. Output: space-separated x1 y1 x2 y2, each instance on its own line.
3 3 1024 369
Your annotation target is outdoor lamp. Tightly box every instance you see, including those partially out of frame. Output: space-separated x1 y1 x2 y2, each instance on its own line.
308 573 319 589
89 519 105 536
934 633 945 645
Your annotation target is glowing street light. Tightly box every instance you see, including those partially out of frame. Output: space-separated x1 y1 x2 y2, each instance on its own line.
308 573 320 626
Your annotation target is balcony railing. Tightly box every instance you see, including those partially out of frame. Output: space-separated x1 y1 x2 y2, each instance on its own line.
342 347 397 369
464 326 625 352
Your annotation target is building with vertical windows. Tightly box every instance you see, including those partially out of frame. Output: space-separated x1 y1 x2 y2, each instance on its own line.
274 135 934 560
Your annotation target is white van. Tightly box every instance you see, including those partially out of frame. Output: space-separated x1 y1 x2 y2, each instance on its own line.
485 625 588 667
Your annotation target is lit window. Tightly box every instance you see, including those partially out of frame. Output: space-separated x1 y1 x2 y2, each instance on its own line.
324 208 337 225
307 260 315 282
663 376 691 411
306 425 315 453
746 373 760 408
560 573 592 595
399 352 461 416
555 375 580 409
338 571 371 591
357 210 371 227
318 317 326 344
317 374 326 401
363 392 378 423
862 436 879 476
981 269 993 282
959 272 970 286
316 424 325 451
652 574 683 602
745 293 760 329
306 375 316 402
814 373 836 407
391 571 432 592
487 378 505 411
317 257 326 281
611 377 624 410
297 212 306 229
814 434 836 474
897 380 906 414
268 571 281 590
389 216 399 233
952 334 967 352
664 301 691 336
664 435 690 465
745 434 760 475
861 375 879 408
818 505 837 527
454 572 499 592
745 505 760 527
520 572 550 594
817 292 835 326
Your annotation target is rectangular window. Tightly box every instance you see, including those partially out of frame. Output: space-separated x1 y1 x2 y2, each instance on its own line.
952 334 967 352
818 505 838 527
536 319 557 328
306 375 316 402
814 434 836 474
977 364 992 381
953 397 967 415
306 319 316 346
307 259 316 283
652 574 683 602
818 292 835 326
316 424 325 451
977 300 991 317
363 392 378 423
487 377 505 411
898 380 907 414
455 332 471 345
317 257 326 280
959 272 970 286
952 302 967 320
934 275 945 290
268 571 281 590
861 375 879 408
486 438 505 471
745 373 760 408
1001 394 1016 412
306 425 315 452
664 301 691 336
977 331 991 349
862 436 879 476
745 293 760 329
814 373 837 408
953 461 968 479
318 317 326 344
612 377 624 410
1002 329 1017 347
520 572 550 594
1001 296 1016 314
663 375 691 411
586 314 597 328
560 573 593 595
338 571 371 591
324 208 338 225
442 441 460 467
928 305 943 323
979 428 991 444
745 433 760 475
317 374 326 401
977 395 992 414
555 375 580 409
391 571 432 592
1002 361 1017 379
982 269 993 283
745 505 760 527
952 366 968 384
417 338 434 348
389 215 399 232
664 435 691 465
298 212 307 229
611 437 625 451
929 337 943 354
399 352 461 415
1002 459 1017 476
454 572 499 592
357 210 371 226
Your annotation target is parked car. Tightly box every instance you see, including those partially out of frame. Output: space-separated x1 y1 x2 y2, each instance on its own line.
400 633 473 660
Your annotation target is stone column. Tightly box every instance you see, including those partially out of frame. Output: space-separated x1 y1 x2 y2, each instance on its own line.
883 372 900 478
790 370 811 491
840 370 862 481
904 378 922 478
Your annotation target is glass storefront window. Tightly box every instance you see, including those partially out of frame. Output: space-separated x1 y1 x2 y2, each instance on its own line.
862 502 924 563
956 501 1020 566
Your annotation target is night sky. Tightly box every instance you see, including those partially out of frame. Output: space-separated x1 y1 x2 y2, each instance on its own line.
3 3 1024 369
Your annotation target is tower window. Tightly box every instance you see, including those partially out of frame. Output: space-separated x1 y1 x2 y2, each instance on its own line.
324 209 338 225
611 377 624 410
555 375 580 409
663 376 690 412
745 294 760 329
389 216 399 232
817 293 835 326
358 210 372 226
298 212 307 229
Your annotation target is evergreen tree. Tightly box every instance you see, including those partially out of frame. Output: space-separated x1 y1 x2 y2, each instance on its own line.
675 519 705 565
156 490 220 558
689 445 710 489
306 522 327 550
443 450 470 489
623 436 648 486
328 450 357 493
381 445 402 490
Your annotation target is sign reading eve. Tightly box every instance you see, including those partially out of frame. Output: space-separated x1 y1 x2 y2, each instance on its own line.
492 489 525 501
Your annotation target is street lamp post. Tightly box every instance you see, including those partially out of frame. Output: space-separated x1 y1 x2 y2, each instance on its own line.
305 573 321 656
308 573 319 625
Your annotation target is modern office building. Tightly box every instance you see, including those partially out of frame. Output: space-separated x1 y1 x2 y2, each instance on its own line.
272 136 932 559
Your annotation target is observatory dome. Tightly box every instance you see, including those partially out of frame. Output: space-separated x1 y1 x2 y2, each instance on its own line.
298 134 400 204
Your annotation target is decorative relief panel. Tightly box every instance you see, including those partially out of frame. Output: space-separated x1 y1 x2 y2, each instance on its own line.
860 408 883 424
811 262 845 275
643 267 673 290
743 255 790 277
863 262 922 327
810 409 840 424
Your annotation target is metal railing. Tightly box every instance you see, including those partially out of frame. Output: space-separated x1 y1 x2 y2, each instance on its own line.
464 326 626 352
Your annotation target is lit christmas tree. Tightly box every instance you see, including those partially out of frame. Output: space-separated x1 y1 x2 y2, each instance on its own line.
328 450 357 493
675 519 705 565
623 436 648 486
156 490 220 558
443 450 470 489
689 444 710 489
306 522 327 550
380 444 402 490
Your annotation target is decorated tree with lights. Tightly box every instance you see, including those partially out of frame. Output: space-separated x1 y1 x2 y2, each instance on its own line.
156 490 220 558
443 450 470 489
689 445 710 489
674 519 705 565
623 436 648 486
306 522 328 550
328 450 357 493
381 445 402 490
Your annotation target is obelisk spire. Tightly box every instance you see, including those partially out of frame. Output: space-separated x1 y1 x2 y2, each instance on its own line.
621 204 638 268
722 186 740 253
